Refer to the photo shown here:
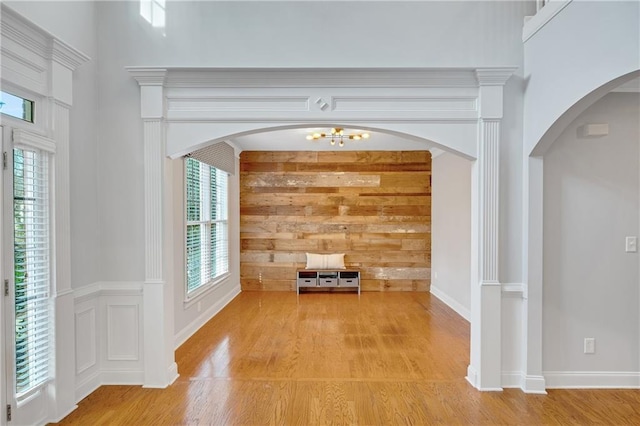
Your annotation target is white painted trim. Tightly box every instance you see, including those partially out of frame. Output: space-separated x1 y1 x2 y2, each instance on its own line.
428 147 445 158
101 370 146 385
74 281 143 303
174 284 242 349
127 67 484 89
12 129 56 153
129 66 514 393
48 404 79 425
544 371 640 389
501 371 524 389
74 370 101 404
73 282 146 403
502 372 547 394
501 283 526 297
522 1 573 43
429 285 470 322
523 375 547 394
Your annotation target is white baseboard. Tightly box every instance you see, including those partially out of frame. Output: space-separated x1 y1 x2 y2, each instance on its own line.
75 369 145 403
466 364 478 388
501 371 523 389
430 285 470 322
523 375 547 394
49 404 79 424
502 372 547 394
544 371 640 389
174 283 242 349
101 370 146 385
75 370 102 403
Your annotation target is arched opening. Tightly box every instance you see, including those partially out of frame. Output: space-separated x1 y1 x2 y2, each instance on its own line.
130 67 513 391
524 70 640 389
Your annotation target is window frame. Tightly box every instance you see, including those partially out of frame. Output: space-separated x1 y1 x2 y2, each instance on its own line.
183 157 230 303
5 131 56 406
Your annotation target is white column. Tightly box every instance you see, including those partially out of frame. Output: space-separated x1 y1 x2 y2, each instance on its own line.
129 69 179 388
521 155 547 393
467 68 514 391
48 42 89 421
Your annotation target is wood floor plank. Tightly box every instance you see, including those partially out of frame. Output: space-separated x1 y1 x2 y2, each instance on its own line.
53 292 640 425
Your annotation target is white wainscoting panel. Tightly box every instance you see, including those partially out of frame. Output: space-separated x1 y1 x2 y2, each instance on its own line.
75 306 97 374
107 304 140 361
74 282 144 401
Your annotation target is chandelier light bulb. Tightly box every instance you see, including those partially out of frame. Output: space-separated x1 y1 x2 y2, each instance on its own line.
305 127 371 147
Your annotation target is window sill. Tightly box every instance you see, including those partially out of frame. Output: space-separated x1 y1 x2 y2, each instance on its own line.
183 272 230 308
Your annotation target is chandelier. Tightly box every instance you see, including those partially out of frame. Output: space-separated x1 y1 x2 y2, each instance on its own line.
306 128 370 147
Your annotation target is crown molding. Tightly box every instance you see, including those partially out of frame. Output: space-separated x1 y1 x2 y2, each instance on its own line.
127 68 168 86
126 67 493 89
1 4 90 69
50 39 90 71
475 68 518 86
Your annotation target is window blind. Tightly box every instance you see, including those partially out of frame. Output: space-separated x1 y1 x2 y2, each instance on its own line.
186 141 236 176
186 157 229 294
13 147 50 396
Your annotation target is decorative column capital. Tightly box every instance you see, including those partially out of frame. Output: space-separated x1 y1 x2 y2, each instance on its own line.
475 67 517 87
128 68 167 119
127 67 168 86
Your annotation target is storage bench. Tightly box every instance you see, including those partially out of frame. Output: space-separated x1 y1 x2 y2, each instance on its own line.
296 269 360 294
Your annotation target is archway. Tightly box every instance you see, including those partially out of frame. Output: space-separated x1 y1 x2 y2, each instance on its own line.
523 70 640 392
129 67 515 391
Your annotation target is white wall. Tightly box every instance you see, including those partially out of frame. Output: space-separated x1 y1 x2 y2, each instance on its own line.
431 152 472 320
543 93 640 384
524 0 640 155
6 1 100 289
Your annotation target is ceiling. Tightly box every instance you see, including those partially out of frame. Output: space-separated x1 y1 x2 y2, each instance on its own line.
230 127 437 152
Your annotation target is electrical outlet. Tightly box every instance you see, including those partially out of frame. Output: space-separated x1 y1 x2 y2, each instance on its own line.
625 236 637 253
584 338 595 354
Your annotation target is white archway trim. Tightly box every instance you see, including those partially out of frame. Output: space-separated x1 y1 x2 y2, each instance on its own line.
128 67 515 391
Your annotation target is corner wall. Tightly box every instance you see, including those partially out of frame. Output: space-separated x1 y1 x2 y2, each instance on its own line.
431 152 472 319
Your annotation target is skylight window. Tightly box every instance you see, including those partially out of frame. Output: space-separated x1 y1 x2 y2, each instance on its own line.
0 91 34 123
140 0 165 28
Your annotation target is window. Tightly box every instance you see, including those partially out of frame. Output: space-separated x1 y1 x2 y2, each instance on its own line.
13 147 51 397
1 91 34 123
140 0 165 28
185 157 229 296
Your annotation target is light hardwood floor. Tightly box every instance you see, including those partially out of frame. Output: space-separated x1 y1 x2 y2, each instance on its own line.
56 292 640 425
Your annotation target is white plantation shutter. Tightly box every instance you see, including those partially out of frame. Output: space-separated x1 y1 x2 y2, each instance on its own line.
13 147 51 396
185 157 229 295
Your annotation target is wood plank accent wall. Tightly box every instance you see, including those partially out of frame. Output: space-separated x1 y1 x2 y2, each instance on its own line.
240 151 431 292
